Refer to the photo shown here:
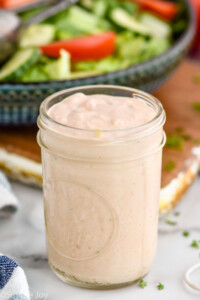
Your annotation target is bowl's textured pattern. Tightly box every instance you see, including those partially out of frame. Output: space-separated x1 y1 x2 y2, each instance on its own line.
0 0 195 125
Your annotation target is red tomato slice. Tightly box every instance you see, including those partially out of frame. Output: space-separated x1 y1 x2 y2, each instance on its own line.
0 0 38 9
133 0 178 20
40 32 116 61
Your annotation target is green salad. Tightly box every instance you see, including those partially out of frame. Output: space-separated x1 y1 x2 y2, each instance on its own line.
0 0 186 82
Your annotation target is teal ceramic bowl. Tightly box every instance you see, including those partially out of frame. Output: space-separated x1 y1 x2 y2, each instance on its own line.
0 0 195 125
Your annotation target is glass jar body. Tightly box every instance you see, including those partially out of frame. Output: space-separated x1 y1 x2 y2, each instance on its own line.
38 86 166 289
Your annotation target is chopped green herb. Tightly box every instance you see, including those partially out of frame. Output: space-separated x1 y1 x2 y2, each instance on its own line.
164 160 176 171
166 134 184 151
174 212 180 216
175 126 184 133
192 102 200 113
165 220 177 226
157 282 164 290
191 240 199 249
139 279 147 289
194 139 200 145
175 127 191 140
181 134 191 141
193 75 200 84
183 231 190 237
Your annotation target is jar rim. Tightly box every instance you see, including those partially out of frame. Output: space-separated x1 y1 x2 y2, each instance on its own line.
39 85 166 138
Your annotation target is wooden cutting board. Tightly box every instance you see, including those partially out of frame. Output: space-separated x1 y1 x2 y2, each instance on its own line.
0 60 199 213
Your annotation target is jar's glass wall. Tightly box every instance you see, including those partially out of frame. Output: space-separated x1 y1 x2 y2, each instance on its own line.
38 85 166 289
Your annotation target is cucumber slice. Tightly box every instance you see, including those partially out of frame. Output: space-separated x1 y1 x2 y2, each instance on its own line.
110 8 151 35
140 13 171 39
66 6 112 34
20 24 55 48
66 6 101 34
80 0 93 10
93 0 108 18
0 48 41 81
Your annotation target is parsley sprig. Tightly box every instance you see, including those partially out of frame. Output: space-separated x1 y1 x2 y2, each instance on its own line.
194 139 200 145
192 102 200 113
164 160 176 171
157 282 164 290
139 279 147 289
165 220 177 226
183 231 190 237
166 127 192 151
174 212 180 217
166 134 184 151
191 240 199 249
193 75 200 84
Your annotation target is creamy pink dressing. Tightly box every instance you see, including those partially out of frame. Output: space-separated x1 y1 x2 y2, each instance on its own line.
48 93 155 132
39 91 164 287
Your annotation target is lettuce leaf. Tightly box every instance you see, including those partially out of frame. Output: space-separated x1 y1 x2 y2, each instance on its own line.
44 50 71 80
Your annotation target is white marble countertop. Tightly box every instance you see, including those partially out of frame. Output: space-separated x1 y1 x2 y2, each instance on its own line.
1 177 200 300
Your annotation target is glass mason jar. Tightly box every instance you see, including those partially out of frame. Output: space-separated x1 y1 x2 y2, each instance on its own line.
37 85 166 289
